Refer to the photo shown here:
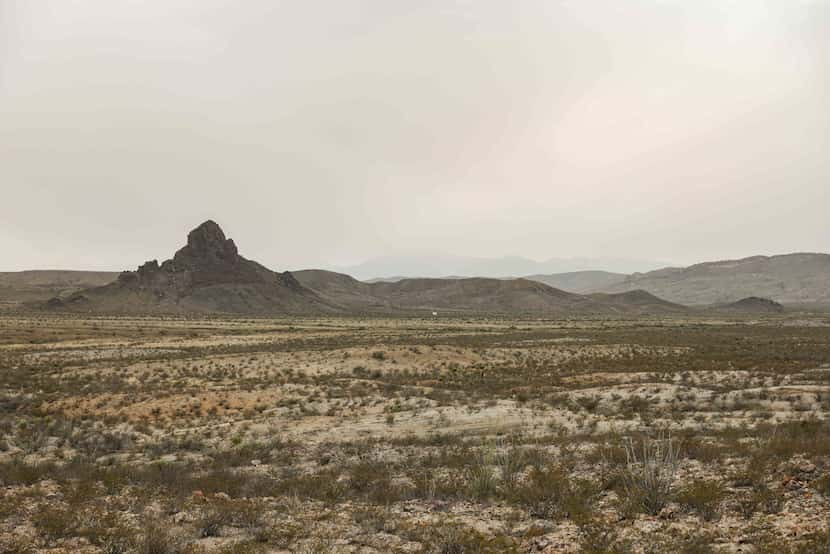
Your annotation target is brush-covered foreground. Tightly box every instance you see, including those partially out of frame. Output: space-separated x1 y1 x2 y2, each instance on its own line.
1 314 830 553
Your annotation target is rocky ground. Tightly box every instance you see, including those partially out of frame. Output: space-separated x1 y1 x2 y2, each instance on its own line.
1 314 830 553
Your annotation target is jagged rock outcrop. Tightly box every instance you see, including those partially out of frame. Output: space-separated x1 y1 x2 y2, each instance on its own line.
48 221 335 315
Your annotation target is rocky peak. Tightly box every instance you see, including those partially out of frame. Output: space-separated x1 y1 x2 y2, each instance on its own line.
173 220 240 268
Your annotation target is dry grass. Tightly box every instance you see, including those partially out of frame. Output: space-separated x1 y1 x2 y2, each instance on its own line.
1 313 829 552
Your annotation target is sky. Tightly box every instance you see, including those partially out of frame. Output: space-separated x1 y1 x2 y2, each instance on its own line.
2 0 829 273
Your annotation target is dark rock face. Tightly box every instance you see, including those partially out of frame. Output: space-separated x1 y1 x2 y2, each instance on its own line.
172 220 240 270
116 220 275 290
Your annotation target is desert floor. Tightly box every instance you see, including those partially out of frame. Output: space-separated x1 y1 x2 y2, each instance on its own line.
1 314 830 553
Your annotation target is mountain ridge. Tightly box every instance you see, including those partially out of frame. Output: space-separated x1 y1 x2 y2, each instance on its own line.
591 252 830 305
291 269 686 316
8 224 825 312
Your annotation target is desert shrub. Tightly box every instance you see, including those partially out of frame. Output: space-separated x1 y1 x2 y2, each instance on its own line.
465 441 529 500
467 455 498 500
796 529 830 553
406 521 520 554
751 483 784 515
73 429 132 457
643 533 716 554
33 506 77 543
217 540 267 554
353 506 394 534
812 474 830 497
493 443 526 492
348 460 405 504
274 468 346 503
211 437 295 468
198 505 231 537
74 508 135 552
190 467 251 497
675 479 726 521
749 420 830 470
226 499 263 529
0 458 57 486
618 435 679 516
411 470 465 501
254 520 305 547
137 521 180 554
506 464 596 521
577 518 632 554
681 437 724 463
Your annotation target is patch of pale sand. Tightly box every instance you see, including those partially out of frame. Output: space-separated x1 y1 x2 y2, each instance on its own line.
283 401 543 444
569 382 716 403
495 343 688 358
11 329 349 358
22 346 184 364
29 340 683 385
563 371 655 386
45 389 289 421
733 384 830 395
275 399 645 445
60 344 493 381
547 369 792 389
667 369 793 388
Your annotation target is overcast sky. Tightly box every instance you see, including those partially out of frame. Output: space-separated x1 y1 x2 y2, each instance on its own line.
2 0 828 272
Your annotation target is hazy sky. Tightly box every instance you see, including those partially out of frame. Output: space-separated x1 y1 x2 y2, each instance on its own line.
2 0 828 272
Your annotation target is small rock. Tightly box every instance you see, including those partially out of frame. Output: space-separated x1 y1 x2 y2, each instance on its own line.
783 477 803 491
798 462 817 474
659 502 681 520
531 537 551 551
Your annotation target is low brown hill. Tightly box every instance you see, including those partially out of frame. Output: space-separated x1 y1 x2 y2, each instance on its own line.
0 270 118 305
47 221 335 315
293 269 687 315
713 297 785 314
587 290 689 315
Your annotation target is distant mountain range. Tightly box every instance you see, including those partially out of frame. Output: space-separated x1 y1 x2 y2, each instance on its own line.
352 254 830 307
292 269 686 316
585 253 830 306
3 222 827 312
331 254 669 281
34 221 687 316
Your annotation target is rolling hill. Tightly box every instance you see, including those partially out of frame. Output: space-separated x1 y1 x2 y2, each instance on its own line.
711 297 785 314
594 253 830 306
293 269 686 316
0 270 118 305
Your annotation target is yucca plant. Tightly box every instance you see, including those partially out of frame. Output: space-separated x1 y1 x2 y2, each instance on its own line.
621 434 680 515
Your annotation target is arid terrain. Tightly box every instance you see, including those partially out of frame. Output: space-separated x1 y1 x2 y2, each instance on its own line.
2 313 830 553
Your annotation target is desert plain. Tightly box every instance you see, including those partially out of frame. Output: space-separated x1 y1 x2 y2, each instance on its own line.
1 313 829 553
